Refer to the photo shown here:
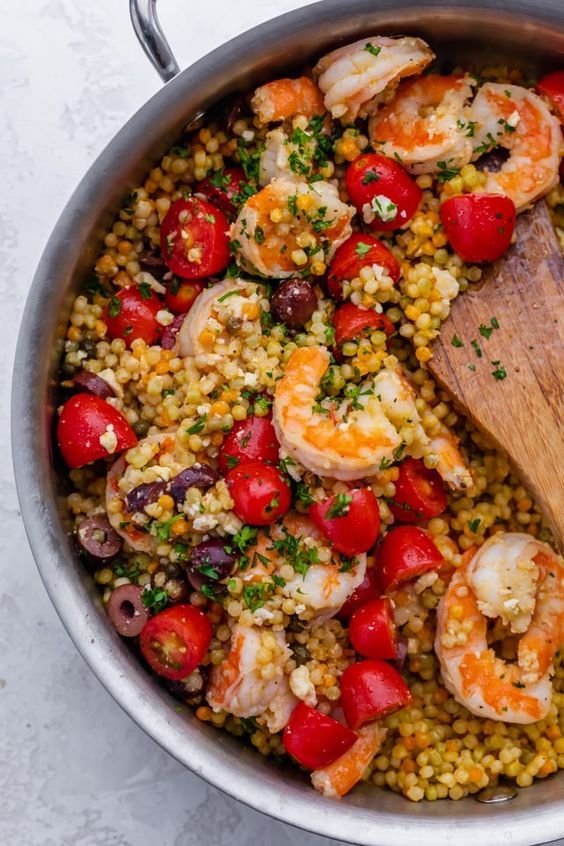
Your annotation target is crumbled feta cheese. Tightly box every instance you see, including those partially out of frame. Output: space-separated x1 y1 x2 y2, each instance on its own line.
98 368 123 398
290 665 317 707
156 309 174 326
362 194 398 224
193 514 219 532
134 271 167 294
99 424 118 455
243 372 258 387
507 110 520 128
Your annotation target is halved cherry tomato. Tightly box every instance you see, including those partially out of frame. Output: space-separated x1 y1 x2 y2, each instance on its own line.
338 565 382 620
196 166 252 219
165 279 205 315
327 233 401 301
160 196 230 279
309 488 380 556
349 598 398 660
440 193 516 263
225 461 291 525
218 416 280 474
139 604 212 681
536 71 564 123
341 659 412 729
282 702 358 770
345 153 422 231
378 525 443 592
389 458 448 523
104 286 163 346
57 393 137 468
332 303 394 346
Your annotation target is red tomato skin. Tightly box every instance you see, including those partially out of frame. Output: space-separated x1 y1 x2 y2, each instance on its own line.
218 416 280 474
440 194 516 263
283 703 358 769
338 566 382 620
327 234 401 301
536 71 564 123
57 394 137 468
349 598 398 660
389 458 448 523
160 197 230 279
165 280 205 315
140 604 212 681
341 659 413 729
378 526 443 592
345 154 422 231
196 167 249 218
226 461 291 526
104 287 163 346
309 489 381 556
333 303 395 346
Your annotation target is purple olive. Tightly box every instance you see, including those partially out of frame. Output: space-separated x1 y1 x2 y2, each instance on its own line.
76 515 122 560
270 279 317 330
138 249 169 280
186 539 235 591
72 370 115 398
475 148 509 173
161 313 186 350
393 636 408 672
169 463 219 505
125 481 167 513
107 584 149 637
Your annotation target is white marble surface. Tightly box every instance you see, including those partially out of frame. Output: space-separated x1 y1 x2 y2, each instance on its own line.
0 1 342 844
1 3 562 846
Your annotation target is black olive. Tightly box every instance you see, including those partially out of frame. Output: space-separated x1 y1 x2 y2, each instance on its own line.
125 481 167 513
76 516 122 561
107 584 149 637
270 279 317 329
186 539 235 592
72 370 115 398
168 463 219 505
161 313 186 350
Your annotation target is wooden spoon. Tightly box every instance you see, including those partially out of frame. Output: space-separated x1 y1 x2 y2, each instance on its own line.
429 201 564 549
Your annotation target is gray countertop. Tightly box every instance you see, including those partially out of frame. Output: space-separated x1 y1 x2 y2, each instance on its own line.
0 2 562 844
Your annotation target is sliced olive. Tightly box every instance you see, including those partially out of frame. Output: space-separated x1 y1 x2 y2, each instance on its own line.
107 584 149 637
270 279 317 329
125 481 167 513
186 539 235 591
76 515 122 560
72 370 116 398
169 463 219 505
161 313 186 350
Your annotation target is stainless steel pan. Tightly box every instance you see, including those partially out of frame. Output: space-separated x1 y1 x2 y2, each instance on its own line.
12 1 564 843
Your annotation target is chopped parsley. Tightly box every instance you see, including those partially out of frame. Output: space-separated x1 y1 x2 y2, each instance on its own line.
186 415 207 435
107 296 122 318
355 240 373 258
142 587 169 613
254 226 265 244
451 334 464 348
296 481 315 507
272 531 319 577
326 493 352 519
236 138 263 181
436 160 461 183
154 514 185 541
242 583 273 612
371 195 397 222
467 518 482 533
361 170 380 185
138 281 152 300
471 339 483 358
479 323 493 339
491 360 507 380
364 42 382 57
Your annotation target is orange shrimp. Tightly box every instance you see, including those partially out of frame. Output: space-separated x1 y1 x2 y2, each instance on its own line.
251 77 325 124
311 722 387 798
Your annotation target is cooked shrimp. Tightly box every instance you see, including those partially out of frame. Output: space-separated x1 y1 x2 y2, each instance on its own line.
435 533 564 723
469 82 562 210
206 624 297 732
425 433 473 491
106 432 182 552
368 75 475 174
251 76 325 124
313 36 434 122
311 722 387 798
273 345 427 481
177 278 258 358
231 178 354 277
241 514 367 623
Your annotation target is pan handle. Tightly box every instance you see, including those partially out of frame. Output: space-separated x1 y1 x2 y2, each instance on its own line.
129 0 180 82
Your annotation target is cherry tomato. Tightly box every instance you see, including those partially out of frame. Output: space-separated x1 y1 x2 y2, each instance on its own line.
349 597 398 660
282 702 358 769
332 303 395 346
440 194 516 263
104 286 163 346
140 604 212 681
309 488 380 556
327 234 401 301
389 458 448 523
160 196 230 279
378 526 443 592
218 416 280 474
225 461 291 526
165 279 205 315
338 566 382 620
57 393 137 468
345 153 422 231
341 659 412 729
196 166 252 219
536 71 564 123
